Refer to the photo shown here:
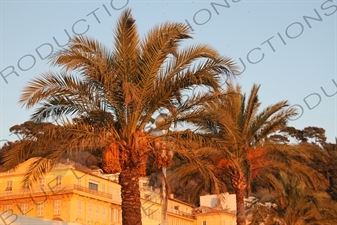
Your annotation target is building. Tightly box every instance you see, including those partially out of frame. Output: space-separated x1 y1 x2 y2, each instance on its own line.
196 193 255 225
134 177 195 225
194 193 237 225
167 196 195 225
193 206 236 225
0 158 122 225
200 193 236 212
0 158 196 225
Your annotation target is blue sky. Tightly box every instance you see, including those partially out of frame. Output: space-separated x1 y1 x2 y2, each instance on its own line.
0 0 336 144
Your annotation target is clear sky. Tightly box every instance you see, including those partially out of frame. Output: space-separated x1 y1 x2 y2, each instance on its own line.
0 0 336 144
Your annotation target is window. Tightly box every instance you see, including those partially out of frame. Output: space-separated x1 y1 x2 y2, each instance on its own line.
156 210 160 221
148 209 153 219
20 203 28 215
89 203 92 219
113 208 117 222
56 175 62 185
78 201 82 216
102 184 105 193
6 180 12 191
108 207 112 221
113 208 121 222
54 200 61 215
78 178 82 186
202 221 207 225
40 178 45 187
102 207 106 221
148 209 159 220
37 203 44 217
89 182 98 191
96 205 99 219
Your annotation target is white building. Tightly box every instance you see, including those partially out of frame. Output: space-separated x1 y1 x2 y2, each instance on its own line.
200 193 237 211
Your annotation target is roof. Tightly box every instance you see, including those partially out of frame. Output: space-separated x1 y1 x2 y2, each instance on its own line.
0 157 120 185
193 205 236 216
169 197 195 207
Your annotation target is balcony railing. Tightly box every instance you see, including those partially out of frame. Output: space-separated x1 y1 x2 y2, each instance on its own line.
73 184 112 199
0 184 113 200
0 185 69 199
167 208 196 220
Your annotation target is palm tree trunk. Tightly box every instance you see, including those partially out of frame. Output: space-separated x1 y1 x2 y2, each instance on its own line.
232 173 247 225
119 165 142 225
236 185 246 225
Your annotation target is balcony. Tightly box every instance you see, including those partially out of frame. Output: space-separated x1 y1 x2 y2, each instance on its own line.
0 186 68 199
73 184 112 199
167 208 196 220
0 184 113 200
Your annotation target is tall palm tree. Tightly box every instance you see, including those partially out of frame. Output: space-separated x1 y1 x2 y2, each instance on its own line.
0 8 238 225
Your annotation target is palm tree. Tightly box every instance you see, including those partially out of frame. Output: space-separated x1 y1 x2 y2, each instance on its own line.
203 83 299 225
0 8 238 225
171 83 300 225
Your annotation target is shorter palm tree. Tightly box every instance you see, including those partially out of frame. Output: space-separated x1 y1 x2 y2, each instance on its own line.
201 83 298 225
170 83 329 225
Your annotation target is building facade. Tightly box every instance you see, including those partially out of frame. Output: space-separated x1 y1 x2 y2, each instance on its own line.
0 158 122 225
0 158 196 225
194 206 236 225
